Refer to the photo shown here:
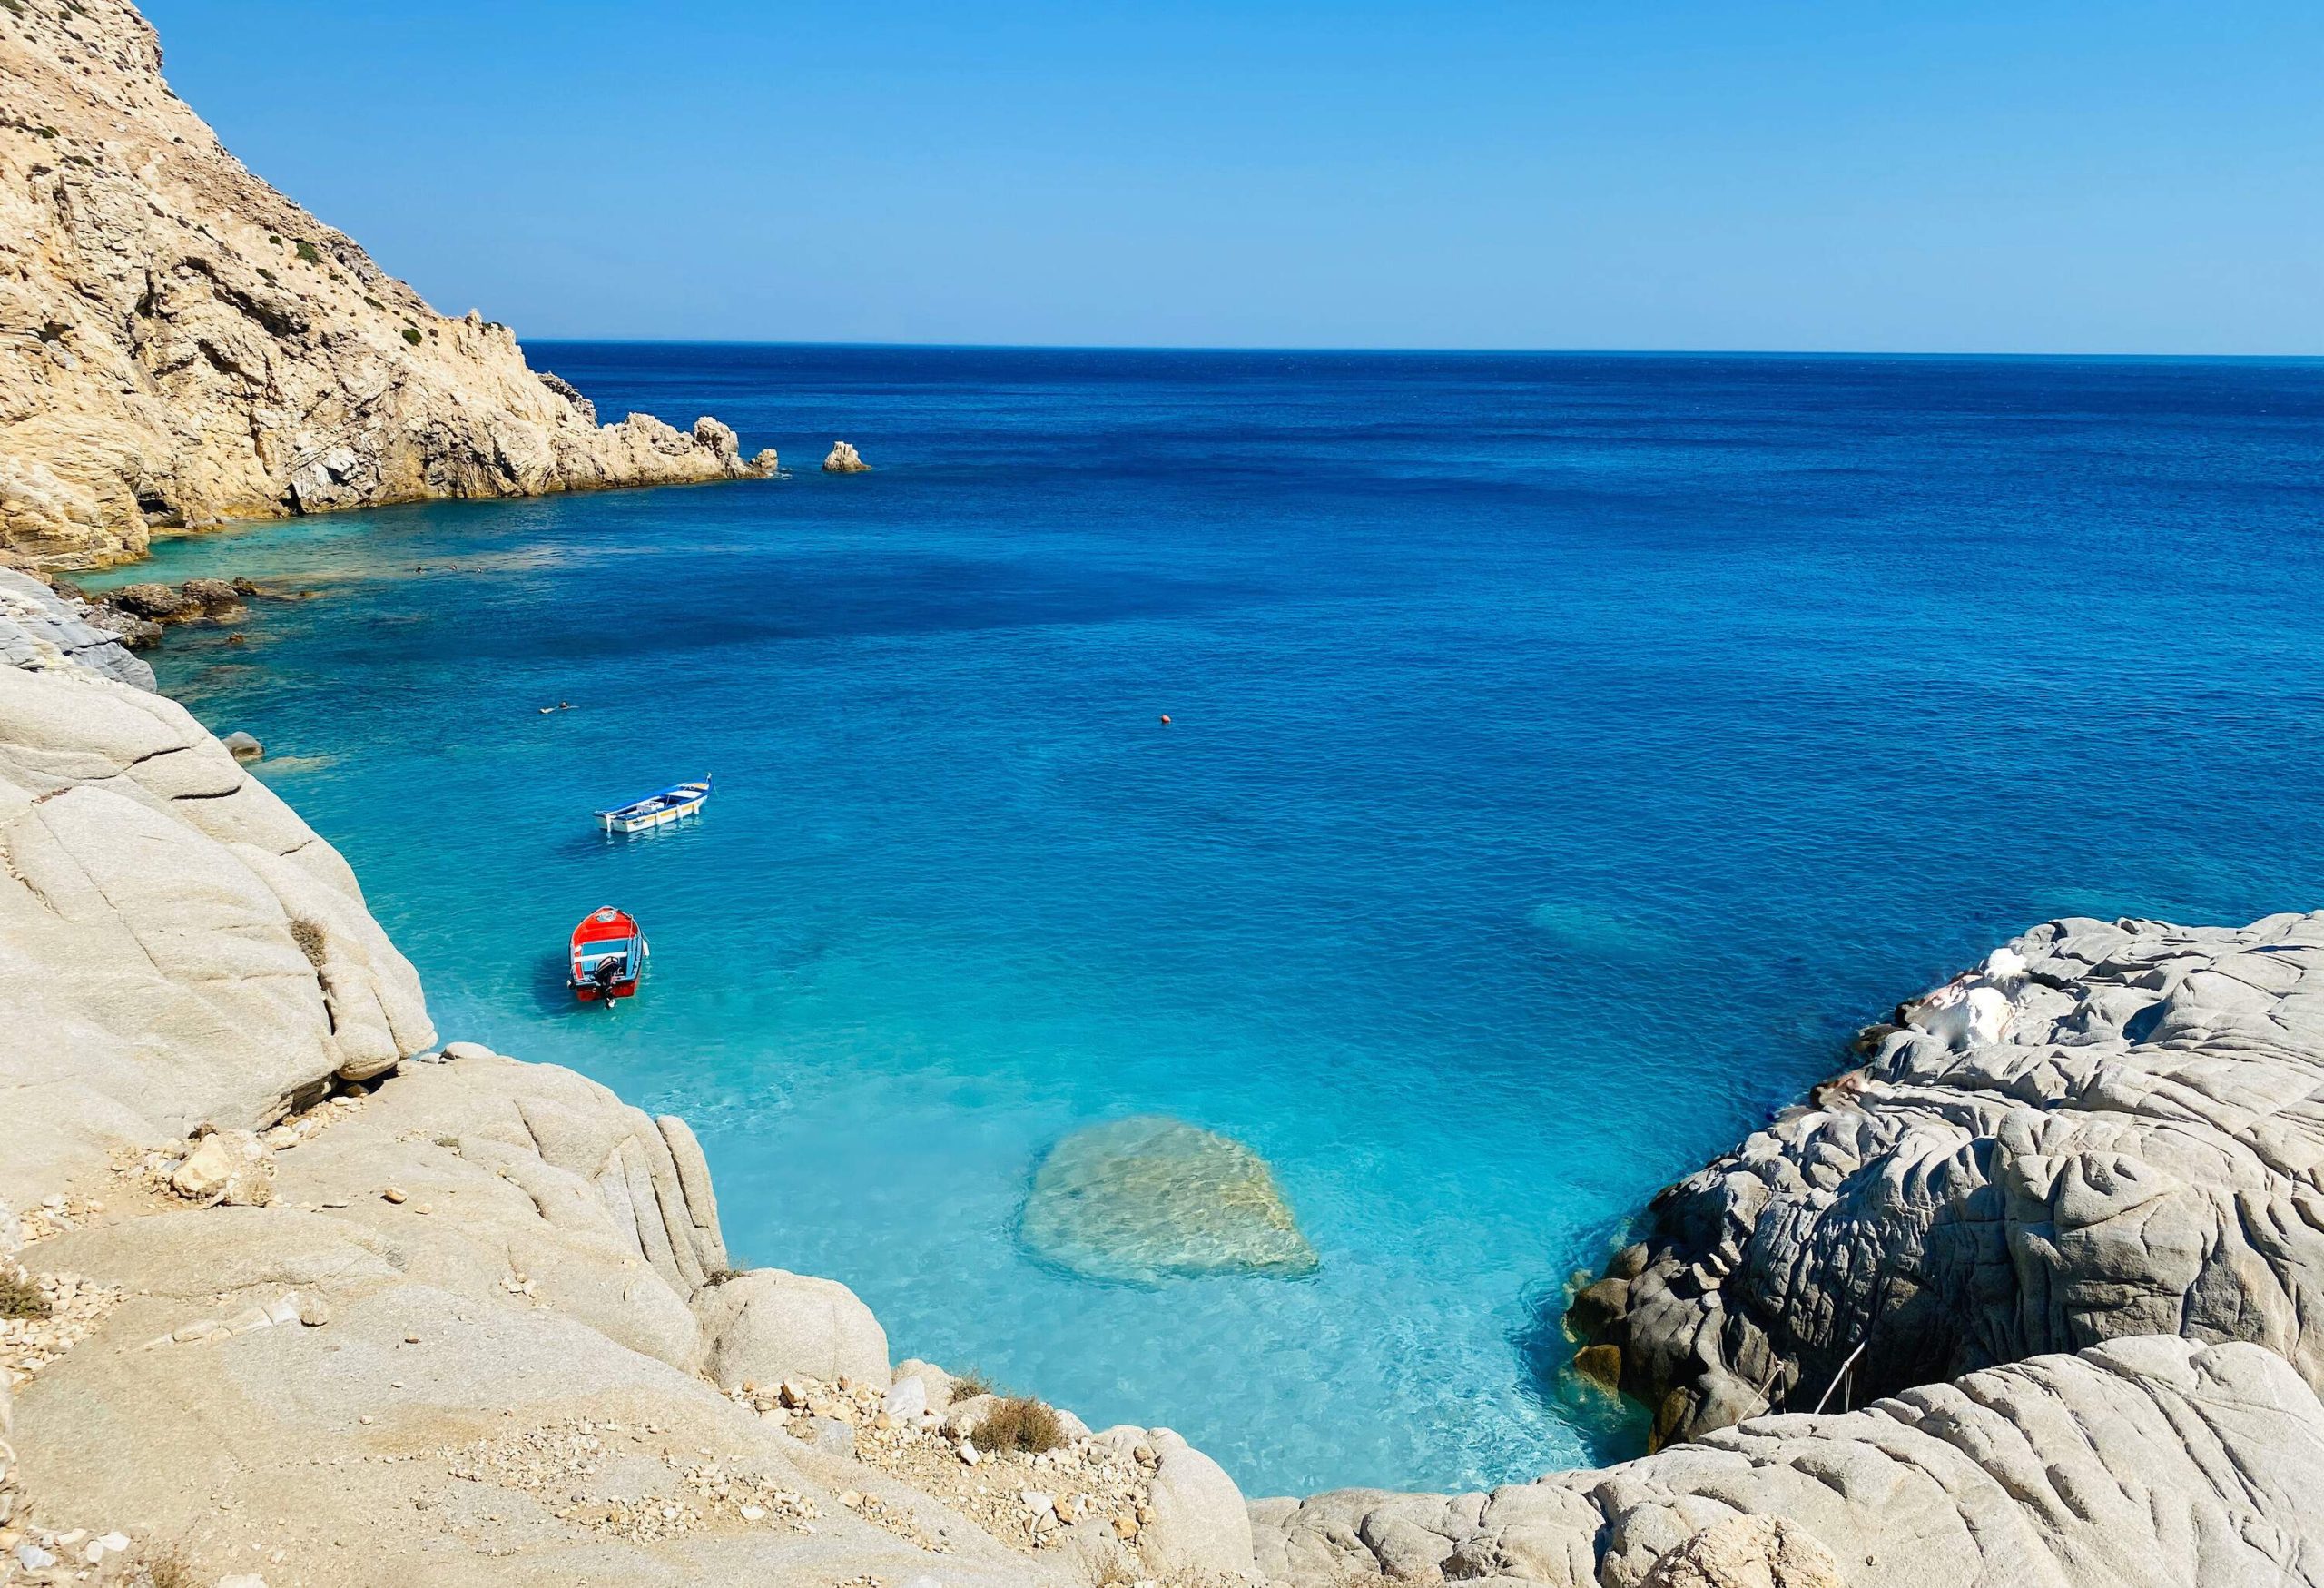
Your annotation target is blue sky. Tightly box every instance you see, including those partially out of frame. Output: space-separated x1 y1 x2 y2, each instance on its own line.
143 0 2321 352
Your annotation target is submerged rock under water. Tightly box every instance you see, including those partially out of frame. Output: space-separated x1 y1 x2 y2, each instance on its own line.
1022 1115 1319 1284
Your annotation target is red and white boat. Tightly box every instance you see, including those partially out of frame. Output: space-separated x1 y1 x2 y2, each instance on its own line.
569 906 648 1002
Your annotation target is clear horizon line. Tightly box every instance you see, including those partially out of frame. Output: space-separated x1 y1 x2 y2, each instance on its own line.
517 337 2324 362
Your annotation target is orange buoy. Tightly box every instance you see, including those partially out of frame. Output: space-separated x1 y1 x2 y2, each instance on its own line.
1158 714 1172 725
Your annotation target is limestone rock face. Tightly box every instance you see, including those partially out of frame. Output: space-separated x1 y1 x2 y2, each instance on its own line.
693 1267 892 1390
1140 1429 1259 1581
1642 1516 1843 1588
0 0 773 565
1255 1337 2324 1588
0 583 435 1205
1571 912 2324 1447
822 439 871 472
0 568 153 687
1021 1115 1318 1283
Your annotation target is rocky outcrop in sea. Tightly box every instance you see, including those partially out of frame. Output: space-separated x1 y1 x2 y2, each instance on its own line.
1023 1116 1319 1284
0 0 773 566
1567 915 2324 1451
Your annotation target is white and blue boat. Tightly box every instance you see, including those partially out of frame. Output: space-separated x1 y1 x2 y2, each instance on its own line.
596 774 713 834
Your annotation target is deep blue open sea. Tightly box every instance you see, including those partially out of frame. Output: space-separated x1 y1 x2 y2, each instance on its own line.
96 347 2323 1497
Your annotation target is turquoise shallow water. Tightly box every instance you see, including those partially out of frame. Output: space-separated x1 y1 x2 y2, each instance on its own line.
98 347 2324 1496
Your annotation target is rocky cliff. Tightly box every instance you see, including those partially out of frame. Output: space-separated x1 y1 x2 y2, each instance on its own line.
1566 914 2324 1452
0 0 773 566
9 573 2324 1588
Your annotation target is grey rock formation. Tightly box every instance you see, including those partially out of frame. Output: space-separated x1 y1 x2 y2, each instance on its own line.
1255 1336 2324 1587
824 439 872 472
1022 1115 1318 1283
1142 1429 1260 1581
1571 913 2324 1448
0 0 773 564
0 568 153 688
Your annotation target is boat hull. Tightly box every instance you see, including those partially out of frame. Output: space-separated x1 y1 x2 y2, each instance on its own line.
568 905 647 1003
597 777 713 834
601 793 706 834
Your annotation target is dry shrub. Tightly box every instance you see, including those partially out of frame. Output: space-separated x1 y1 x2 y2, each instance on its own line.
0 1267 47 1319
133 1539 196 1588
950 1366 995 1400
979 1395 1064 1455
290 917 328 967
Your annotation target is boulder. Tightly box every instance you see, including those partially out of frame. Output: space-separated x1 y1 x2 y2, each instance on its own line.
1571 1343 1620 1390
1141 1429 1257 1581
1021 1115 1317 1283
691 417 741 462
692 1267 891 1390
169 1130 272 1206
107 582 184 621
883 1374 929 1422
178 577 246 617
822 440 871 473
221 730 263 762
892 1359 957 1413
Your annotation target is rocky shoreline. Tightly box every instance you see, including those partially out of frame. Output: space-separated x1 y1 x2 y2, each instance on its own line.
0 0 776 567
9 4 2324 1585
11 579 2324 1588
0 577 1260 1587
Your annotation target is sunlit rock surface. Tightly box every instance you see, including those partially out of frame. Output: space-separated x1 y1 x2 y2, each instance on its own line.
0 0 770 564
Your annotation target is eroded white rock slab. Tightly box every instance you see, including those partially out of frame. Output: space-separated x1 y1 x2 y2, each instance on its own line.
0 609 434 1205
